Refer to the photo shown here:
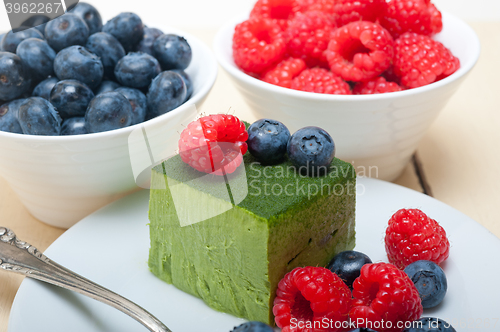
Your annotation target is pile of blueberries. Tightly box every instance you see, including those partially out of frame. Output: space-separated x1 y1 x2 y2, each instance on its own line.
0 2 193 135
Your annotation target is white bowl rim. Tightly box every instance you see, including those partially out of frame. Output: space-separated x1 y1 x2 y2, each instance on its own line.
214 12 481 103
0 26 218 142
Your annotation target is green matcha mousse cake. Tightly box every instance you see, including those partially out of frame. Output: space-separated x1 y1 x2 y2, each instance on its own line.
148 153 356 324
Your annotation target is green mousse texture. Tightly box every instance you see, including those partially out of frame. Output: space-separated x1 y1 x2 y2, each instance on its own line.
148 153 356 324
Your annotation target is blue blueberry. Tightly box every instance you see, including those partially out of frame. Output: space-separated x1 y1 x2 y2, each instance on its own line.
287 126 336 176
153 34 192 70
18 97 61 135
403 317 456 332
247 119 290 164
114 52 161 89
61 117 87 135
85 92 133 133
53 46 103 89
231 321 274 332
16 38 56 82
102 12 144 52
146 71 186 119
20 15 50 35
33 77 59 100
327 251 372 289
35 22 48 36
85 32 125 80
0 28 44 53
0 99 25 133
170 69 193 101
44 13 89 52
115 87 147 125
69 2 103 35
0 52 31 101
50 80 95 119
404 260 447 309
137 27 163 55
95 80 121 95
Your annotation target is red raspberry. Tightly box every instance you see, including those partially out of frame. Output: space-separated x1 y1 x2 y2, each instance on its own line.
233 18 287 75
325 21 394 82
379 0 443 39
382 66 401 85
428 3 443 35
262 58 307 88
250 0 298 30
286 11 336 67
353 76 403 94
295 0 336 15
350 263 423 332
273 266 352 332
178 114 248 175
393 33 460 88
333 0 387 27
291 68 352 94
385 209 450 269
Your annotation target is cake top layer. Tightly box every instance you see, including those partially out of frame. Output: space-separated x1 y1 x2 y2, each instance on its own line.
153 153 355 221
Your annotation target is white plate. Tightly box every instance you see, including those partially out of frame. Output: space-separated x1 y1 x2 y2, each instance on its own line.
8 178 500 331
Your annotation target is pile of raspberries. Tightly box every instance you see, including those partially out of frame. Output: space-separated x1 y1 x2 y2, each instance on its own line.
232 0 460 94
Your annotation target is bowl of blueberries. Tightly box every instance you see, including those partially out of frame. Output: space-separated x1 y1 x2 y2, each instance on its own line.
0 3 218 228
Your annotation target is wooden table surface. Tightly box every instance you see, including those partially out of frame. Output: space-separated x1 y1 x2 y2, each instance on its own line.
1 23 499 331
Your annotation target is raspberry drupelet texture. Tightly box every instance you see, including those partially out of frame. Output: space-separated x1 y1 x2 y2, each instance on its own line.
350 263 423 332
273 266 352 332
428 3 443 35
262 58 307 88
250 0 298 30
353 76 403 94
178 114 248 175
291 68 352 94
385 208 450 269
295 0 336 15
233 17 287 75
393 33 460 89
333 0 387 27
379 0 443 39
325 21 394 82
286 11 336 67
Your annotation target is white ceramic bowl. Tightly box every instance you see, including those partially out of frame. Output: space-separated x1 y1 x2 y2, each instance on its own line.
0 26 218 229
214 12 480 181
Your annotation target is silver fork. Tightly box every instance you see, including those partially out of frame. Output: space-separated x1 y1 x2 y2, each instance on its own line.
0 227 171 332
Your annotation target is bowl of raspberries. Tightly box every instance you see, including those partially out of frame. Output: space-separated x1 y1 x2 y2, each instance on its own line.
214 0 480 181
0 3 218 228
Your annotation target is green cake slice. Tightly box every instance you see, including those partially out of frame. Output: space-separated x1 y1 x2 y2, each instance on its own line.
148 153 356 324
